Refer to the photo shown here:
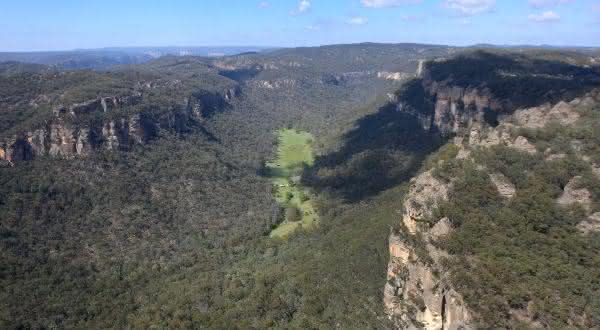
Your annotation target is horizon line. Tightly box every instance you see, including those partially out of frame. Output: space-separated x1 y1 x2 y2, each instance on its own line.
1 42 600 54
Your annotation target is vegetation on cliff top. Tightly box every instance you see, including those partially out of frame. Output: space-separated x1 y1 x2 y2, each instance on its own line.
428 100 600 328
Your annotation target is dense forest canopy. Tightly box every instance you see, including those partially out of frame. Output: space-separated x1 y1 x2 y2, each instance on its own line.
1 44 600 328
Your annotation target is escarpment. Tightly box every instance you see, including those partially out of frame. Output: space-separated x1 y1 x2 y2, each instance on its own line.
0 88 237 163
383 51 600 329
385 63 600 328
393 51 600 139
394 75 506 139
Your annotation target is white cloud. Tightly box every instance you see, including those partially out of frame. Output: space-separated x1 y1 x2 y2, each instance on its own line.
346 16 368 25
361 0 421 8
258 1 270 9
305 25 321 31
529 0 574 8
298 0 311 13
528 10 561 22
443 0 496 16
291 0 311 15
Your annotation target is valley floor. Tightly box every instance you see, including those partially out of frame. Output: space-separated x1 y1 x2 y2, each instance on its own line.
266 129 318 238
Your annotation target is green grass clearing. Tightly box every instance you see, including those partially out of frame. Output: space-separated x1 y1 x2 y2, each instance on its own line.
266 129 318 239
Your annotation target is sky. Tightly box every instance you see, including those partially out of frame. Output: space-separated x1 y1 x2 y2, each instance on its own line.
0 0 599 51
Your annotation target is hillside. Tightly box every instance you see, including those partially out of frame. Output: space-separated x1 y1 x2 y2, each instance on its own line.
384 52 600 329
0 43 446 328
1 44 600 329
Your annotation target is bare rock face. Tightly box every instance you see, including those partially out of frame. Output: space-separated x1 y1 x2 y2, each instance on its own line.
378 71 411 81
467 123 514 149
512 136 537 154
253 79 297 90
385 170 474 329
1 88 235 163
580 96 596 108
402 171 450 234
48 121 76 157
468 125 537 155
578 213 600 234
549 101 580 126
395 78 503 138
557 176 592 212
490 173 516 199
1 93 144 162
416 60 425 78
513 105 550 129
384 84 599 329
514 101 579 129
427 84 500 137
430 217 452 238
385 220 473 330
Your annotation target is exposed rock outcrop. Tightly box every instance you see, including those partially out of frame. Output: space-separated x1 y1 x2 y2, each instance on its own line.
0 89 236 163
252 79 297 90
557 176 592 212
578 212 600 234
1 115 147 162
378 71 411 81
385 170 474 329
385 78 598 328
513 101 579 129
512 136 538 154
401 172 450 234
395 72 504 138
490 173 516 199
466 123 539 156
394 57 596 141
416 60 425 78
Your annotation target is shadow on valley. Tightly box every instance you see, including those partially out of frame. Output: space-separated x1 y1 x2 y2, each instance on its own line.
303 101 442 202
218 67 261 82
302 51 600 203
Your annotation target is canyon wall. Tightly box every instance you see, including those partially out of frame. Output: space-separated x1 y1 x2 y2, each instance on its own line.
0 89 237 163
385 74 600 328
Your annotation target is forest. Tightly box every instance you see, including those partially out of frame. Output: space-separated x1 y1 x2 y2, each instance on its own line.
1 44 600 328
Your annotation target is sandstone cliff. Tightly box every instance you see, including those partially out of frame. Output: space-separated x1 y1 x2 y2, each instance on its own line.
394 53 600 139
384 172 473 329
384 65 600 327
394 76 502 138
0 88 237 163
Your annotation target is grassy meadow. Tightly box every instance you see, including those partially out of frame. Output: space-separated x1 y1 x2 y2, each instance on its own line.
266 129 318 238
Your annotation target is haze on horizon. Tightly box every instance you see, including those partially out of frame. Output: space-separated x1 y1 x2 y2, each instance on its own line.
1 0 599 52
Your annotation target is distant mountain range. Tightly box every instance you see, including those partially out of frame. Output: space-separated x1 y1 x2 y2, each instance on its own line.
0 46 274 70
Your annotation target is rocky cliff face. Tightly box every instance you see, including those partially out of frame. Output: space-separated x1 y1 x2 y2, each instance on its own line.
384 83 600 328
384 171 474 330
393 54 600 139
0 88 237 163
394 76 503 138
384 65 554 328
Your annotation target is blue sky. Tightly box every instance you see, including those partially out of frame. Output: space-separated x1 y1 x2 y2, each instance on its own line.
0 0 599 51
